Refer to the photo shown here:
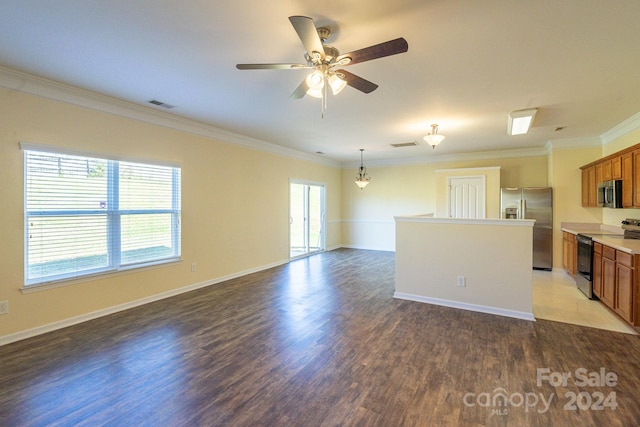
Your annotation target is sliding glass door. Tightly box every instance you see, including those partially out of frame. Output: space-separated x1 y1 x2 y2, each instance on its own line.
290 181 325 258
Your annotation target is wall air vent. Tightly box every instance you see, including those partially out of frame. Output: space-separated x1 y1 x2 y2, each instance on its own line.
391 141 419 148
148 100 175 109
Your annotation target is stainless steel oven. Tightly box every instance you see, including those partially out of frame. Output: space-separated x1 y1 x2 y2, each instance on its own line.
576 234 596 299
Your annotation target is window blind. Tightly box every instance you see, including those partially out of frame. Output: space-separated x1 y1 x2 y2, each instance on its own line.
24 149 181 285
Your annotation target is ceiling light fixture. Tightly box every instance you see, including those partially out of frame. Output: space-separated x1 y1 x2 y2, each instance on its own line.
355 149 371 190
508 108 538 135
305 65 347 117
423 124 445 149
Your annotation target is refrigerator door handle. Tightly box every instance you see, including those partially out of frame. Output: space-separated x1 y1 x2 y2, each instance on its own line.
520 199 526 219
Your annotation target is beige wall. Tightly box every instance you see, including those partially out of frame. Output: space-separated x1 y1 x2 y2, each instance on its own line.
394 218 534 319
548 144 603 268
0 88 342 339
341 155 548 250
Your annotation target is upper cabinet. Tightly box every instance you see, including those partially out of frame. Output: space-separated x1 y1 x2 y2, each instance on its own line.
581 165 598 207
580 143 640 208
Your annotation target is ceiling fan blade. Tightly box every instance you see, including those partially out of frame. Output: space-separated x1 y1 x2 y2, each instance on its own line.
236 63 310 70
335 69 378 93
337 38 408 66
289 79 309 100
289 16 325 61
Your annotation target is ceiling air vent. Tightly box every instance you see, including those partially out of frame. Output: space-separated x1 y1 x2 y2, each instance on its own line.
148 100 175 109
391 141 419 148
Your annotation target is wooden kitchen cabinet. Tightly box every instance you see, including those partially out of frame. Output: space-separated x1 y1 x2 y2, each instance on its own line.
596 243 637 326
601 245 616 308
580 166 598 207
615 250 634 323
581 168 590 207
634 150 640 207
593 242 603 298
580 142 640 208
562 232 577 277
611 156 622 179
622 152 633 207
596 162 604 184
601 160 610 181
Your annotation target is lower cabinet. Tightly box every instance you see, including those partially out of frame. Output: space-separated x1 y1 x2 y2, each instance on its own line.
594 244 636 326
615 251 634 323
593 243 603 298
562 232 577 277
601 246 617 308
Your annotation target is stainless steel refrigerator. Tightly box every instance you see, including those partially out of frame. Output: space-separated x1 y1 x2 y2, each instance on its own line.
500 187 553 270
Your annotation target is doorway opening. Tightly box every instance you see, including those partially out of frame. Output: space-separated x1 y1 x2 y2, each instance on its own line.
289 181 325 259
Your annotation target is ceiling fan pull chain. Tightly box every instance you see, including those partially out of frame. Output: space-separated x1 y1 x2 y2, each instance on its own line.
322 73 328 118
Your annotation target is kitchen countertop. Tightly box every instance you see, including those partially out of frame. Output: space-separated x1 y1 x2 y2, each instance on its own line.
561 222 640 254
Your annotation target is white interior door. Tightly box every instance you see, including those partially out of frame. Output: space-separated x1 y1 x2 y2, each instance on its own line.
290 181 325 258
448 176 486 218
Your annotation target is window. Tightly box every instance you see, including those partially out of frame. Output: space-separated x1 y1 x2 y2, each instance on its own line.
23 145 181 286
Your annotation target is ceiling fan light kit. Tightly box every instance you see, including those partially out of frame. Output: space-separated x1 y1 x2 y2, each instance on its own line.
508 108 538 135
424 124 445 149
236 15 408 116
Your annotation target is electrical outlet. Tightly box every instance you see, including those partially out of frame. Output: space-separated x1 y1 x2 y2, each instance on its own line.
457 276 466 287
0 300 8 315
191 262 197 272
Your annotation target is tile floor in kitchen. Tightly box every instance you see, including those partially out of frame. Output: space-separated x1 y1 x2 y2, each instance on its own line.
533 270 638 335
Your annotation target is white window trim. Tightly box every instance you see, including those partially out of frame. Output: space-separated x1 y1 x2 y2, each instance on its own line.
21 142 182 289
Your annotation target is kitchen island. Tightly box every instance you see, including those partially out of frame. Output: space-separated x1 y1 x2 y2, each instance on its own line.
394 215 535 320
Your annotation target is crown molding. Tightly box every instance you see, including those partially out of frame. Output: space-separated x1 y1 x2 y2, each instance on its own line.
4 66 636 171
341 145 550 169
546 136 603 150
601 112 640 145
0 66 340 168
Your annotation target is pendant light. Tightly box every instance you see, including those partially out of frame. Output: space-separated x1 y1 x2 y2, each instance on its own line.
355 149 371 189
423 124 445 149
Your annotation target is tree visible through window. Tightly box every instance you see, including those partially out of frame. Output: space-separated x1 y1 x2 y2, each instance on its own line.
24 147 181 286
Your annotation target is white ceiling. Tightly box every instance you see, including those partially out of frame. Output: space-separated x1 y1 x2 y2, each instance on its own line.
1 0 640 163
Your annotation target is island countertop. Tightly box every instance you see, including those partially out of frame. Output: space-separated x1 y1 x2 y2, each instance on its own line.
394 216 535 227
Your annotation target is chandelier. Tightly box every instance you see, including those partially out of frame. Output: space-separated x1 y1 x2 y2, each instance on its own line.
355 149 370 189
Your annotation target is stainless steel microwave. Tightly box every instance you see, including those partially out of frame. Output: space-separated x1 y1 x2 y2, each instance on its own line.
597 179 623 208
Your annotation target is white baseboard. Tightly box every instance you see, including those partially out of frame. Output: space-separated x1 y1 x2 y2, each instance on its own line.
0 258 290 346
341 244 396 252
393 292 536 322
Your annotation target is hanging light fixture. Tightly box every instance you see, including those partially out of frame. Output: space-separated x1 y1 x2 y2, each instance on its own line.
305 68 347 119
355 149 371 190
327 72 347 95
305 69 325 98
423 124 445 149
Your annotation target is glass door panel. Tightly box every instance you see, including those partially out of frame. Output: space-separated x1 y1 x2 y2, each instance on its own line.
290 181 325 258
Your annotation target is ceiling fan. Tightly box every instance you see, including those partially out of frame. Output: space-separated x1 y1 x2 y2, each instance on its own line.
236 16 408 115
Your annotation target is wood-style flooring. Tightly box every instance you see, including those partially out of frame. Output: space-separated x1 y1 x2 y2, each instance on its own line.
1 248 640 426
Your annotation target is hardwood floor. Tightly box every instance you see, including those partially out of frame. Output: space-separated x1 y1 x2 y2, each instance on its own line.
1 248 640 426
